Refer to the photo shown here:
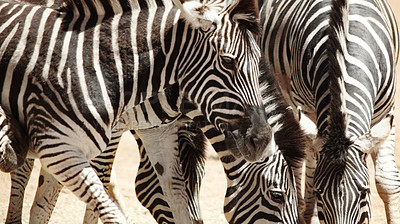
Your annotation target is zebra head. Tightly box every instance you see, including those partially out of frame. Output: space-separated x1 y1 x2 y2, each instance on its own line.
0 107 29 172
174 0 275 162
313 115 394 224
224 151 300 224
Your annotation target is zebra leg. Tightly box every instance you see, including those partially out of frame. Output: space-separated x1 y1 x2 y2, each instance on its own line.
134 132 175 223
37 149 126 224
303 146 318 224
296 109 318 224
83 131 132 224
133 123 206 224
371 117 400 224
6 158 35 224
29 169 63 224
134 121 195 224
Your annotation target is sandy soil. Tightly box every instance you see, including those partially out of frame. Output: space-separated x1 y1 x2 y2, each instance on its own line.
1 1 400 223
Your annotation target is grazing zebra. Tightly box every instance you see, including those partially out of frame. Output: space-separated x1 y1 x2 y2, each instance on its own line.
6 58 307 223
134 58 307 224
0 0 274 222
260 0 399 223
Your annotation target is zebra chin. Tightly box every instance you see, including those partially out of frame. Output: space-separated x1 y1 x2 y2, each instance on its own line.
222 105 276 162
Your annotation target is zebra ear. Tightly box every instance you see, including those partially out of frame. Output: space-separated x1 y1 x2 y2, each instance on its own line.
171 0 220 31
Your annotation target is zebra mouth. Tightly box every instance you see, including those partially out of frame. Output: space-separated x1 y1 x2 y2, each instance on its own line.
224 127 276 162
222 105 276 162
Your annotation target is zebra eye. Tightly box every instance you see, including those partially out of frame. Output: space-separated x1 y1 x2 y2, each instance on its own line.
360 188 370 197
314 188 323 196
220 55 236 70
269 190 285 204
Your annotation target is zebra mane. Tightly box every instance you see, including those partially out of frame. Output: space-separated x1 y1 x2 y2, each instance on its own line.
323 0 353 174
230 0 261 35
259 58 306 170
174 0 260 35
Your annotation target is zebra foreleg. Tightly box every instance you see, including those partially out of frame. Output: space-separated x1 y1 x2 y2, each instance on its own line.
29 169 63 224
133 122 206 224
6 158 35 224
83 131 133 224
135 120 193 224
303 147 318 224
134 132 175 223
297 110 319 224
370 116 400 224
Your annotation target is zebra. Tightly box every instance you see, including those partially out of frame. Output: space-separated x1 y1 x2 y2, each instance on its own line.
5 84 193 224
0 0 274 222
5 58 307 223
260 0 399 223
134 57 307 223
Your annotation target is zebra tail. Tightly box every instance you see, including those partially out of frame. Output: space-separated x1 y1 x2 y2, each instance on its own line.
323 0 353 173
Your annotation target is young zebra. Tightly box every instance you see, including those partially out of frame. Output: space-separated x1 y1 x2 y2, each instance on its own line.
134 58 307 223
260 0 399 223
0 0 275 222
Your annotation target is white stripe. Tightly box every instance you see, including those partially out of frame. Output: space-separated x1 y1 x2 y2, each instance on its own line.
75 1 108 130
42 15 62 80
6 4 19 15
146 0 157 97
128 0 140 108
110 1 123 119
18 8 54 121
159 3 173 89
1 6 40 112
0 5 27 34
0 3 9 14
55 9 79 84
0 24 19 63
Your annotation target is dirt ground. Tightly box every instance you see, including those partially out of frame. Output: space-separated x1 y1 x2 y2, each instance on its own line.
1 1 400 223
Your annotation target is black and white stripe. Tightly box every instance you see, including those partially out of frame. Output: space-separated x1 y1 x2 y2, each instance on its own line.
0 0 270 222
133 58 307 224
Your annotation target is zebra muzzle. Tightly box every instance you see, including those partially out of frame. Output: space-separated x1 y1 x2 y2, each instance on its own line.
223 105 277 162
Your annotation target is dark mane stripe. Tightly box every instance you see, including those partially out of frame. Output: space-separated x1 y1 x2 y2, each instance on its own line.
323 0 352 173
230 0 260 35
259 58 306 170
